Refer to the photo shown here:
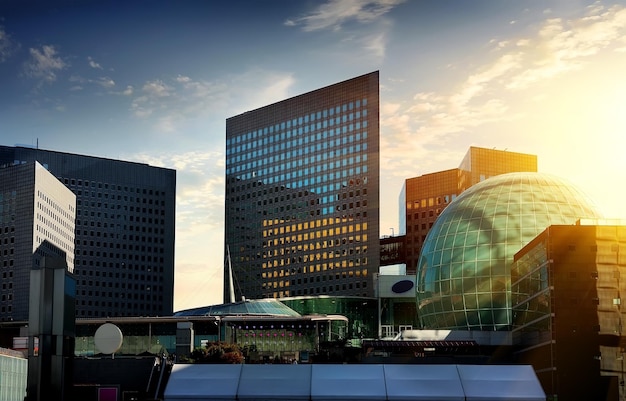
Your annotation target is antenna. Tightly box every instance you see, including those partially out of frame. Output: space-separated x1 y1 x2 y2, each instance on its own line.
226 245 236 303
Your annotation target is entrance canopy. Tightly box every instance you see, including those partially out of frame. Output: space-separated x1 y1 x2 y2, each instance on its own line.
164 364 545 401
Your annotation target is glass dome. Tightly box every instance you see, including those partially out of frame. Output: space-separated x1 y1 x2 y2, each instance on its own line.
416 172 602 331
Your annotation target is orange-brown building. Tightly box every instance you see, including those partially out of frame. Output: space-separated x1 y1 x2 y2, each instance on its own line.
401 147 537 274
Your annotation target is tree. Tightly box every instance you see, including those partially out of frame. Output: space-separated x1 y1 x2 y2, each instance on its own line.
189 341 244 364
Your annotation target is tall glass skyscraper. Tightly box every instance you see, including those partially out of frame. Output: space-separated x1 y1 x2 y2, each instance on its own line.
224 72 380 302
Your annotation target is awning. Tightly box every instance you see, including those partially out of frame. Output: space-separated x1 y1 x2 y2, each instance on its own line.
163 363 546 401
311 364 387 400
164 364 241 400
383 364 465 401
457 365 546 401
238 364 312 400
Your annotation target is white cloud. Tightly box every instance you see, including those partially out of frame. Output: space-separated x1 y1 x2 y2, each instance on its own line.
127 69 295 136
131 150 226 309
142 79 173 97
0 26 19 63
24 45 67 82
379 3 626 182
88 56 102 69
285 0 405 32
507 6 626 90
95 77 115 88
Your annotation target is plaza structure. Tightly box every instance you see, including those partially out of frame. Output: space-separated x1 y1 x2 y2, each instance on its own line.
0 146 176 318
401 147 537 274
416 172 602 331
0 161 75 322
224 72 380 302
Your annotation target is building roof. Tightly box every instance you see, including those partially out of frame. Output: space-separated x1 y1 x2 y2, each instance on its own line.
164 363 546 401
173 298 302 318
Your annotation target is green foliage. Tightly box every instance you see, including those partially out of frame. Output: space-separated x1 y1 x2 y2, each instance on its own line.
189 341 244 364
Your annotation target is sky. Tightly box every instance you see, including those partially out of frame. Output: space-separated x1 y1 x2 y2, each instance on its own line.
1 0 626 311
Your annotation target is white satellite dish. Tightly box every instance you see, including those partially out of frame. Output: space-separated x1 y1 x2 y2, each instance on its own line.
94 323 123 355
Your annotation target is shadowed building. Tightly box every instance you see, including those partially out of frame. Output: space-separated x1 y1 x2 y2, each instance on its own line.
0 161 75 322
224 72 380 302
0 146 176 318
512 221 626 401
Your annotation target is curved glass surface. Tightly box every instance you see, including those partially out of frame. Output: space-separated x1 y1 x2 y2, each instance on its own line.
174 299 301 317
416 172 602 330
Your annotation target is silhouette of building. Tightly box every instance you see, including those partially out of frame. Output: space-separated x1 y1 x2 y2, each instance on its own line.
401 147 537 274
224 72 380 302
0 161 75 322
512 221 626 401
0 146 176 318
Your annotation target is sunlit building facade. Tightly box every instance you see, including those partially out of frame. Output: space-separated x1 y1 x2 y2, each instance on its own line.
416 172 602 331
224 72 380 302
0 161 75 321
512 221 626 401
402 147 537 274
0 146 176 319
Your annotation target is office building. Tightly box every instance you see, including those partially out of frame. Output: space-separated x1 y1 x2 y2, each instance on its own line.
0 161 75 321
401 147 537 274
0 146 176 318
512 221 626 401
416 172 602 331
224 72 380 302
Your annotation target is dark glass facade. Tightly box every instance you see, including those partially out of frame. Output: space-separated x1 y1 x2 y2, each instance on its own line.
224 72 380 302
0 146 176 318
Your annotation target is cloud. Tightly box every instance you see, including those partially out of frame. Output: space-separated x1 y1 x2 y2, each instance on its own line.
0 26 19 63
142 79 173 97
24 45 67 82
131 150 226 309
379 3 626 179
285 0 405 32
132 149 225 234
95 77 115 88
87 56 102 69
128 70 295 134
507 5 626 90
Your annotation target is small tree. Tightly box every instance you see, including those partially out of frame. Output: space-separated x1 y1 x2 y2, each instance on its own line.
189 341 244 364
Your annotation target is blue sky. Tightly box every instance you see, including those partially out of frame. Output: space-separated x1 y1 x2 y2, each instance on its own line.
2 0 626 311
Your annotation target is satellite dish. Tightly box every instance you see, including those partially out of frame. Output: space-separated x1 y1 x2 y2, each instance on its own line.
94 323 123 355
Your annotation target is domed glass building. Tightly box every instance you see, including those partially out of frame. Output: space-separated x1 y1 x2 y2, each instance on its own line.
416 172 602 331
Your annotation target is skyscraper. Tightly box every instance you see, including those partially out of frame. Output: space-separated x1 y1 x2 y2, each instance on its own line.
0 161 76 321
401 147 537 274
0 146 176 318
224 72 380 302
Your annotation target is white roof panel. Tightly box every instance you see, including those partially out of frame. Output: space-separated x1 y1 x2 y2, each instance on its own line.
311 364 387 400
383 364 465 401
457 365 546 401
237 364 312 400
163 364 241 401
